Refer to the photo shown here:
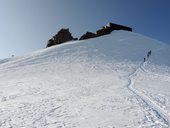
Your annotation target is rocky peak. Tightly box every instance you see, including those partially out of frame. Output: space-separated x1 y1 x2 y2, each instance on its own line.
46 28 76 48
46 23 132 48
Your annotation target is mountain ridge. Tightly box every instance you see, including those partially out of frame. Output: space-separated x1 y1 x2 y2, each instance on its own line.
1 30 170 67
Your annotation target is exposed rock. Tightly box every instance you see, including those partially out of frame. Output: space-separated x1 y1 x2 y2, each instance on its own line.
79 32 97 40
96 27 111 37
46 22 132 47
73 38 78 41
96 23 132 37
79 22 132 41
106 22 132 32
46 39 55 47
46 28 75 48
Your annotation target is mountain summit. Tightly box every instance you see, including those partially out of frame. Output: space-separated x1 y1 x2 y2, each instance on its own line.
46 22 132 47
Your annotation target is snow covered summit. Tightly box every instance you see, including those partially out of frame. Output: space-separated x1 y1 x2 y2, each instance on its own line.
0 31 170 128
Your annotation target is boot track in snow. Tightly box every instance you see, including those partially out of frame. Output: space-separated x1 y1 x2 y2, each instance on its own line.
127 62 170 127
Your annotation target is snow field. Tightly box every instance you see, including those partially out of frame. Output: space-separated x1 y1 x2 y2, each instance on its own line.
0 31 169 127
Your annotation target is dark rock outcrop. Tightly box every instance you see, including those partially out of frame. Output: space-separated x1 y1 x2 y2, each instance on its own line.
96 23 132 37
79 22 132 41
106 22 132 32
46 22 132 48
46 39 55 47
79 32 97 40
46 28 75 48
96 26 111 37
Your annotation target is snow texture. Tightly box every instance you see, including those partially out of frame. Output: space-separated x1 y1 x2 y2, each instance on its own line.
0 31 170 128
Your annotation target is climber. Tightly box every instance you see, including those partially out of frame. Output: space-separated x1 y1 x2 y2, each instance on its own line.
144 57 146 62
147 50 152 59
149 50 151 56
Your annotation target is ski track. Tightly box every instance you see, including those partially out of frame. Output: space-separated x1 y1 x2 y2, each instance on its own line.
127 61 170 128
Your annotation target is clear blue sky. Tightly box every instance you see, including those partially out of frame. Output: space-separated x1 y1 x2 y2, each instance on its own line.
0 0 170 58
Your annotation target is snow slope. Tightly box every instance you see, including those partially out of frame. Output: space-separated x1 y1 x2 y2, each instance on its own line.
0 31 170 128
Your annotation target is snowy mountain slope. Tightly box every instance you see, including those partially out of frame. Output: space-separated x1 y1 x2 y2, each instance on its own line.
0 31 170 128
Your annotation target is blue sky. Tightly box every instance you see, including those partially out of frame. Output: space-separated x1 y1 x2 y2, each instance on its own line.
0 0 170 58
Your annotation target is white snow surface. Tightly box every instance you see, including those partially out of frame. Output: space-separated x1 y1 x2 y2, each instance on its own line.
0 31 170 128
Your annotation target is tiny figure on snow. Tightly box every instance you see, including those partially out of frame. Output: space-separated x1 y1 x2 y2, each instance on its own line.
147 52 149 59
147 50 152 59
144 57 146 62
148 50 151 56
